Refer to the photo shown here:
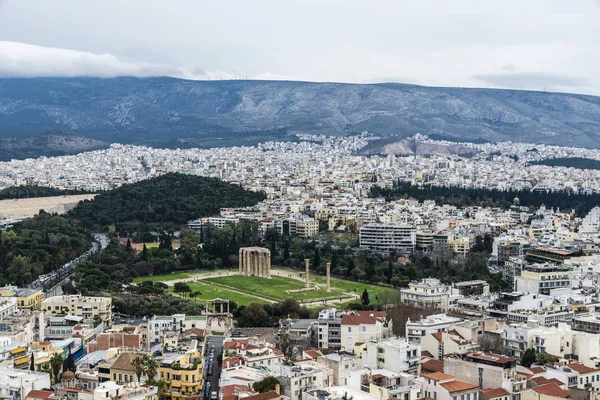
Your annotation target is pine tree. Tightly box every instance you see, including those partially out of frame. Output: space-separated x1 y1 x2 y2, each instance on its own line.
141 244 149 261
283 239 290 261
386 260 393 284
126 238 132 251
312 247 321 271
361 289 370 306
30 353 35 371
331 251 338 271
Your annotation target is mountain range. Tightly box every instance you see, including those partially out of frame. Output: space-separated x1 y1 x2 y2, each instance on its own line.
1 77 600 157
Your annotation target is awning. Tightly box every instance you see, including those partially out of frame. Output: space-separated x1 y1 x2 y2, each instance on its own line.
14 356 29 366
9 347 26 355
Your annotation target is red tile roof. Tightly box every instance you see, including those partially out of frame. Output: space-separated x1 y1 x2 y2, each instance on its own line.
422 359 444 373
482 388 510 399
440 380 479 393
529 366 546 375
431 332 443 342
26 390 54 400
242 390 281 400
532 383 571 398
422 350 435 358
424 372 454 381
567 363 600 374
341 314 378 325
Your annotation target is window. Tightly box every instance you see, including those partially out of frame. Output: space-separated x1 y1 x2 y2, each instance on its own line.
362 326 366 332
348 327 352 332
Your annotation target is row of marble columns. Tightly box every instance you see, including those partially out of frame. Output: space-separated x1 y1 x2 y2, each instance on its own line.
239 248 271 278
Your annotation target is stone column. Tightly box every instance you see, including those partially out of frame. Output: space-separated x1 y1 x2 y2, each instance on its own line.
239 248 244 274
305 259 310 288
326 262 331 292
245 251 250 275
267 250 271 278
258 251 264 277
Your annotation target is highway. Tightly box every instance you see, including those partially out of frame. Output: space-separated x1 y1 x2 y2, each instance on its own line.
41 234 109 298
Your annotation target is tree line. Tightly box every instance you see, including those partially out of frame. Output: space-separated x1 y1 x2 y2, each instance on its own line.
0 211 91 286
0 185 91 200
371 180 600 216
528 157 600 171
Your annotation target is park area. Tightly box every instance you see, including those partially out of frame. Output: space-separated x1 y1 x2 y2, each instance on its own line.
132 266 398 308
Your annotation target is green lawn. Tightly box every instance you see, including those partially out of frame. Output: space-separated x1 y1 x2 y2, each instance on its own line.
168 281 265 305
205 275 347 301
133 269 231 283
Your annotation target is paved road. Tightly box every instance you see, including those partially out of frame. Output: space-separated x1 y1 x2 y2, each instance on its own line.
44 234 109 298
205 336 225 400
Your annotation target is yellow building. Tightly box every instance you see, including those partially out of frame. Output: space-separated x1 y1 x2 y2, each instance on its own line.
0 286 44 310
159 352 203 400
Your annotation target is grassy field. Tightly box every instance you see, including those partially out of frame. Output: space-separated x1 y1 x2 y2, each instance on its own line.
205 275 347 301
133 269 231 283
167 281 264 305
136 267 396 308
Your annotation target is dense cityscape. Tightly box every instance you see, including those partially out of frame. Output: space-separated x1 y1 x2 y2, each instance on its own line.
2 133 600 400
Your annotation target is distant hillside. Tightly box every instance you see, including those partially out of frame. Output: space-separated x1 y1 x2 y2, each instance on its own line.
0 132 108 161
528 157 600 170
68 173 266 232
1 77 600 150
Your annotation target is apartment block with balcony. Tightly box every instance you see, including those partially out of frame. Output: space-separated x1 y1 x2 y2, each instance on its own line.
359 223 416 253
406 314 463 344
42 295 112 326
515 264 572 297
159 352 203 400
401 278 450 312
421 372 480 400
361 337 421 375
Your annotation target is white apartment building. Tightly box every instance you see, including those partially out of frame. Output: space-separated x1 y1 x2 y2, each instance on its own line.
401 278 450 312
42 295 112 325
361 337 420 375
0 297 17 320
405 313 463 344
514 264 572 297
340 311 390 352
148 314 206 343
0 368 51 400
421 329 479 360
359 224 416 253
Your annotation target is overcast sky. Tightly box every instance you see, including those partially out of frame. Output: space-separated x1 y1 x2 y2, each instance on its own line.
1 0 599 94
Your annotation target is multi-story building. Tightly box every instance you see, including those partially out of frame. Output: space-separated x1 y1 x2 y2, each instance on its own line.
340 311 390 352
361 337 420 375
273 362 331 400
98 352 140 384
572 313 600 334
401 278 450 312
359 224 416 253
544 363 600 391
295 218 320 238
405 313 463 344
0 297 17 319
515 264 572 296
0 286 44 310
42 295 112 325
421 329 479 360
316 308 341 349
422 372 480 400
159 351 203 400
148 315 206 344
0 368 51 400
94 381 158 400
445 352 525 399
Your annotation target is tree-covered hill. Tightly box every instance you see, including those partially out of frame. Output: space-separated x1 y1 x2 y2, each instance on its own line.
0 185 91 200
0 212 91 286
68 173 266 232
528 157 600 171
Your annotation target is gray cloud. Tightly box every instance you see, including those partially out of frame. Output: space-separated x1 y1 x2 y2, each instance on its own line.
474 72 590 92
0 0 598 93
